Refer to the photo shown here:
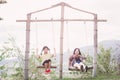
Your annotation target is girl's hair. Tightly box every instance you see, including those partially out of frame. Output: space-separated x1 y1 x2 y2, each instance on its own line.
40 46 50 55
73 48 81 55
42 46 50 51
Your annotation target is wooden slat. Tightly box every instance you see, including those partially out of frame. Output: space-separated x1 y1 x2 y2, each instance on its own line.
37 66 57 68
16 19 107 22
68 66 93 71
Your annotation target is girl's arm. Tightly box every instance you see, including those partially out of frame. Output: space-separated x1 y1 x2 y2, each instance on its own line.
36 54 41 58
51 50 56 57
79 55 86 61
51 53 55 57
69 55 74 67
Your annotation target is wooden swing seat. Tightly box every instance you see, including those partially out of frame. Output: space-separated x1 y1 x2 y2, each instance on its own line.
68 66 93 71
37 66 57 68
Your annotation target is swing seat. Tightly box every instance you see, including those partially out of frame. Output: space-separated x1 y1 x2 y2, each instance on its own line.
37 66 57 68
68 66 93 71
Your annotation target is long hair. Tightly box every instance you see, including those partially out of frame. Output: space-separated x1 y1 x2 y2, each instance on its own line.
73 48 81 55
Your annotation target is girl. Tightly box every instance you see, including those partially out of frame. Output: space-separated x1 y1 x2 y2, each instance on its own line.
69 48 88 72
38 46 54 74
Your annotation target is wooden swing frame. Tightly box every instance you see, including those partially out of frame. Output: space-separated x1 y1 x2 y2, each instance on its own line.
68 66 93 71
37 66 57 68
16 2 107 80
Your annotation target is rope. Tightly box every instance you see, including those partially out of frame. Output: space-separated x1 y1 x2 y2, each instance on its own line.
66 21 70 54
84 21 88 46
51 18 56 59
35 17 39 55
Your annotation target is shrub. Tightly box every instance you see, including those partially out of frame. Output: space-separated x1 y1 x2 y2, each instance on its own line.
97 45 114 74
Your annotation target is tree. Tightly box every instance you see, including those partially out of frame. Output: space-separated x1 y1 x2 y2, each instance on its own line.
0 18 2 20
0 0 7 20
115 44 120 75
97 45 112 74
0 0 7 4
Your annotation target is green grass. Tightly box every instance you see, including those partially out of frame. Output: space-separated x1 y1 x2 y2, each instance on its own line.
61 74 120 80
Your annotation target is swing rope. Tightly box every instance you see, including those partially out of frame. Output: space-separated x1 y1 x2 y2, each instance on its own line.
36 18 57 68
84 21 88 46
51 18 56 58
66 21 70 54
66 21 93 71
35 17 39 55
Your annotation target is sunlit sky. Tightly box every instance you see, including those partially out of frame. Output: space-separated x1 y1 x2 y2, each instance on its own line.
0 0 120 53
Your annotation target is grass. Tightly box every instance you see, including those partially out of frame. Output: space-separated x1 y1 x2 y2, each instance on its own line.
40 69 120 80
61 73 120 80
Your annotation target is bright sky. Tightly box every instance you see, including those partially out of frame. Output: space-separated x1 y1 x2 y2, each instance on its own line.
0 0 120 53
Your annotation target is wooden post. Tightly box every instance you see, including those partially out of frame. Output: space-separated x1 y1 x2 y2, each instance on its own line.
92 14 98 77
59 3 64 80
24 14 31 80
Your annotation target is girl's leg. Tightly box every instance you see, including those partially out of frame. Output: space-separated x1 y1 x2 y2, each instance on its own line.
44 63 48 72
79 62 88 72
48 61 51 69
47 61 51 73
80 62 86 69
74 63 80 69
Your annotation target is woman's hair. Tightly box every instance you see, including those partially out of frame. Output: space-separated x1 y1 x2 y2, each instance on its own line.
73 48 81 55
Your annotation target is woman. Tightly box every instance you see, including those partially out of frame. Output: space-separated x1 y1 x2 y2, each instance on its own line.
69 48 88 72
38 46 54 74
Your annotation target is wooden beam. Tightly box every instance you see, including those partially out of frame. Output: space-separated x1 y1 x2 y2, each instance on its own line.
68 66 93 71
37 66 57 68
16 19 107 22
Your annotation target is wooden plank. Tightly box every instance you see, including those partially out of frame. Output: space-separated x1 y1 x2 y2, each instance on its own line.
16 19 107 22
37 66 57 68
68 66 93 71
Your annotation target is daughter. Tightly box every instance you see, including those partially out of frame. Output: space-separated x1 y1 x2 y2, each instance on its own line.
69 48 88 72
38 46 54 74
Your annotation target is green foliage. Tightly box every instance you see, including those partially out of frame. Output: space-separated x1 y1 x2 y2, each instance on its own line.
1 36 119 80
0 36 57 80
97 45 114 74
0 36 24 80
0 38 15 79
83 52 93 66
0 0 7 4
62 73 120 80
10 67 24 80
28 54 47 80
